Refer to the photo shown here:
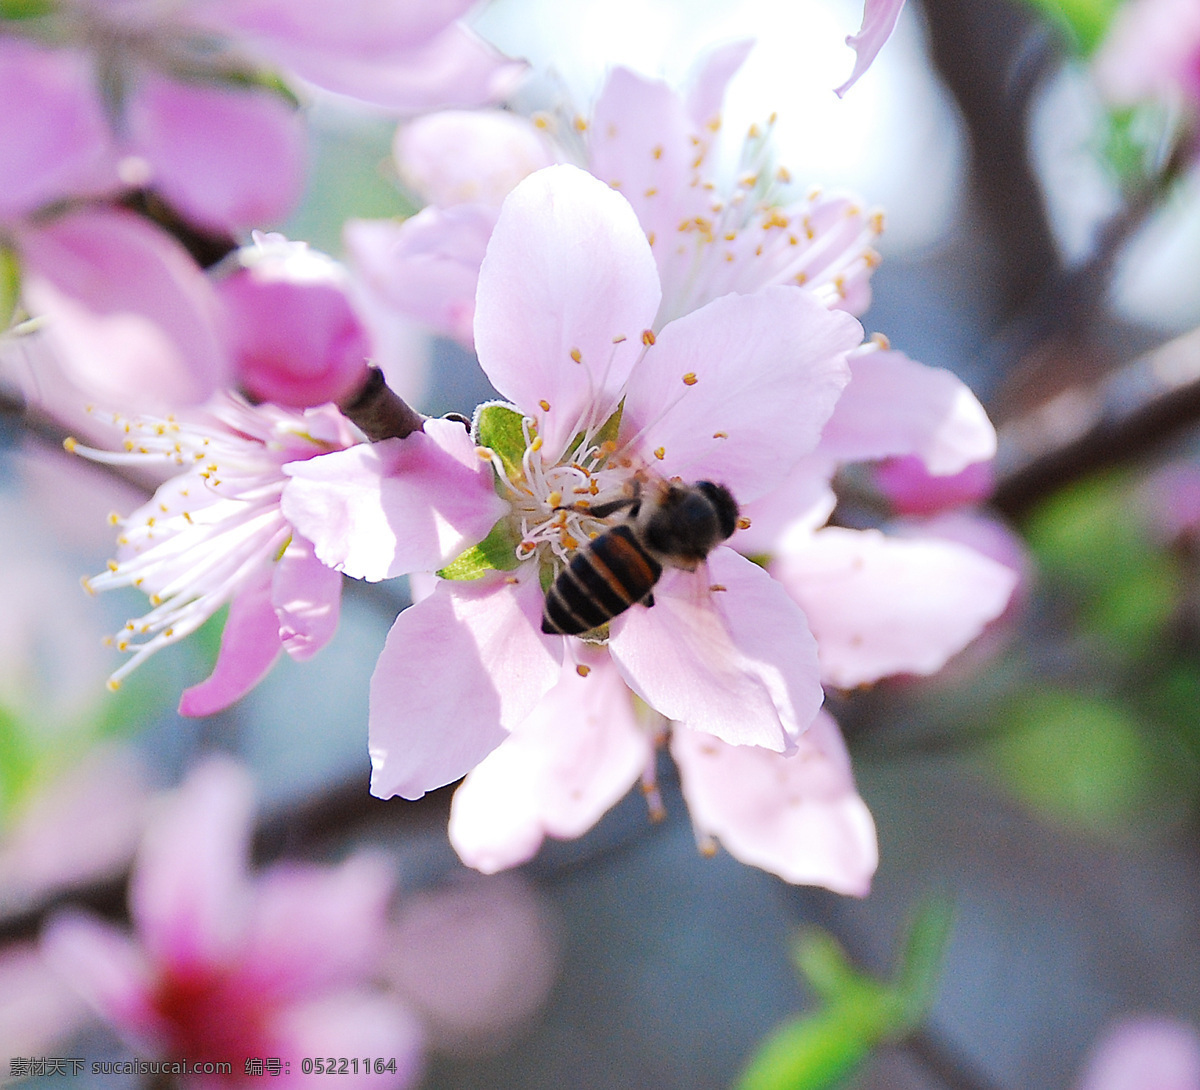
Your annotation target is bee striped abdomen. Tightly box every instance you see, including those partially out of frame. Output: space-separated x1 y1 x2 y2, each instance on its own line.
542 525 663 636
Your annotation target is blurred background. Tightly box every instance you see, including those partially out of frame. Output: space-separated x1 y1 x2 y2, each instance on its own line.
3 0 1200 1086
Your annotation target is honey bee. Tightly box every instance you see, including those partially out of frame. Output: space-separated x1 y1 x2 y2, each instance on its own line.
541 479 740 636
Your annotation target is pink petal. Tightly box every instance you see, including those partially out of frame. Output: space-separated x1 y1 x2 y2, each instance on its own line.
619 287 858 502
40 912 162 1043
609 548 823 753
818 348 995 474
0 942 92 1057
448 652 651 873
684 39 755 130
835 0 907 97
736 454 838 557
1077 1017 1200 1090
588 66 705 246
217 255 371 408
369 572 561 801
672 711 878 893
125 73 304 233
129 757 255 977
273 536 342 662
270 991 424 1089
0 40 116 219
772 527 1018 688
18 207 229 410
198 0 476 58
474 164 661 455
240 854 394 996
177 576 283 717
394 109 554 210
345 209 494 347
282 417 508 581
258 23 522 112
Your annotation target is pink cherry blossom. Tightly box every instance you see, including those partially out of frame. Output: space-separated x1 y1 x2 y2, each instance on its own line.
836 0 908 97
1094 0 1200 109
215 234 372 409
361 164 863 805
41 757 423 1087
349 44 884 344
73 392 499 715
873 455 995 516
1076 1017 1200 1090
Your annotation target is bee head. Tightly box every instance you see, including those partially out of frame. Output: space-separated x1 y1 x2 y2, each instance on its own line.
642 480 740 564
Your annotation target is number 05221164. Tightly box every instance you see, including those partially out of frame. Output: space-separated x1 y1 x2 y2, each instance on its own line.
300 1058 399 1075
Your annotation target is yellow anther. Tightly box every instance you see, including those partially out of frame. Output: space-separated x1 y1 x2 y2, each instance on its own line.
123 440 134 452
575 115 589 132
748 122 761 139
561 531 578 550
159 502 168 513
81 576 94 596
547 491 562 508
530 436 543 452
871 332 891 350
107 511 120 525
794 271 808 285
644 186 658 198
570 347 582 363
654 447 665 460
163 627 174 638
107 559 119 572
736 516 752 530
709 584 728 592
107 678 121 692
150 594 163 606
576 664 592 677
870 211 886 234
682 373 697 386
539 399 551 411
713 431 728 439
477 447 492 461
788 233 799 246
651 144 663 160
182 511 193 524
116 640 129 652
146 517 155 528
725 253 734 262
613 333 627 344
776 166 792 183
533 112 551 129
642 329 656 346
763 209 789 230
63 437 78 453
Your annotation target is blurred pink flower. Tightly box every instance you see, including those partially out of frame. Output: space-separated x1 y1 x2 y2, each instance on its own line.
0 943 92 1059
41 757 423 1088
348 43 883 345
1076 1017 1200 1090
215 234 372 409
836 0 907 97
1094 0 1200 109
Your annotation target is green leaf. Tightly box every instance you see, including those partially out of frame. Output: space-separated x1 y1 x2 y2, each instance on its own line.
438 520 521 580
791 930 864 1005
474 402 528 481
734 1008 873 1090
891 896 956 1034
0 245 20 330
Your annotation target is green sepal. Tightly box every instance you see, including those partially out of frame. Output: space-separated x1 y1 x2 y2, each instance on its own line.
734 1007 873 1090
0 245 20 330
438 519 521 580
474 402 528 481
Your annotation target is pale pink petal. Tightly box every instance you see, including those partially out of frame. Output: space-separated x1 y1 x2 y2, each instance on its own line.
589 66 705 244
818 348 995 474
41 912 162 1042
369 572 561 800
609 548 822 752
345 209 494 347
0 943 93 1057
0 40 116 219
684 39 755 130
177 576 283 717
271 991 424 1089
474 164 661 455
873 455 994 515
772 527 1018 688
672 711 878 893
259 23 523 112
736 454 838 557
18 207 229 410
835 0 906 97
282 417 508 581
448 652 650 873
1094 0 1200 105
619 287 859 502
394 110 554 210
197 0 476 58
129 756 254 975
1077 1017 1200 1090
125 73 304 232
240 854 394 996
217 256 370 408
385 876 559 1054
273 537 342 661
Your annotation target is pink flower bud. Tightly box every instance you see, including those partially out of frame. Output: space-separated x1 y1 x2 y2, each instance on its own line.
218 235 371 408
